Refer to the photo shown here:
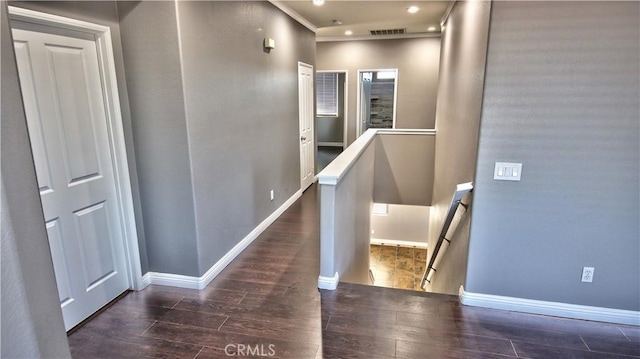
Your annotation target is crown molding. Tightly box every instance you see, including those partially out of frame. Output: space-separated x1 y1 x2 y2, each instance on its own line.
441 0 457 26
269 0 317 33
317 32 441 43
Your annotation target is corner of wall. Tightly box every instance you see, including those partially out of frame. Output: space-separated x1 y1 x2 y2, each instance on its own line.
1 3 71 355
426 0 492 294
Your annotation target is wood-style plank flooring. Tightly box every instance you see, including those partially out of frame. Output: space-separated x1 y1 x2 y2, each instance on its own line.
68 185 640 358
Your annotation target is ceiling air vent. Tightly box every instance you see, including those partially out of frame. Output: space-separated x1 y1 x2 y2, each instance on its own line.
370 28 406 36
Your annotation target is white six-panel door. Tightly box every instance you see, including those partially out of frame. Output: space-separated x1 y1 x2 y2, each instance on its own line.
13 27 129 331
298 62 315 190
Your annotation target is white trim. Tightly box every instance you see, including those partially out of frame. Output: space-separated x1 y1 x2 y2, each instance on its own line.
298 62 315 191
8 6 144 290
143 189 303 290
459 286 640 326
141 273 152 288
356 69 398 137
343 72 349 148
268 1 317 33
317 129 377 185
356 71 362 138
376 129 436 136
370 238 428 249
318 272 340 290
392 70 398 130
441 1 457 27
316 70 349 148
9 6 108 33
317 32 441 43
142 272 201 290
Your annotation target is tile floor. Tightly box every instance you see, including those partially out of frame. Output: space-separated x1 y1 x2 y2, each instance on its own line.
370 244 427 291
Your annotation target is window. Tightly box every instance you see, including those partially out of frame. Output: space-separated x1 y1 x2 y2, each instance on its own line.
372 203 389 216
376 71 396 80
316 72 338 116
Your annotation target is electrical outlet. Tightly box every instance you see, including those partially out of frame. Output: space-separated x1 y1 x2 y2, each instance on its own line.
270 190 274 201
581 267 595 283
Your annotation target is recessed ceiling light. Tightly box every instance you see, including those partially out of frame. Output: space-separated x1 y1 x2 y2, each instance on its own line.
345 30 353 36
313 0 324 6
407 6 420 14
427 26 437 32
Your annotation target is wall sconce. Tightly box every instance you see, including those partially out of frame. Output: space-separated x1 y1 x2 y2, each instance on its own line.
264 37 275 52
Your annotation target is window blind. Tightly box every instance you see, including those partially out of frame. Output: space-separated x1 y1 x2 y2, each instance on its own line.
316 72 338 116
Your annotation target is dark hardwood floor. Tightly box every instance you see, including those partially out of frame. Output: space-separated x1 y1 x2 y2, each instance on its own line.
69 185 640 358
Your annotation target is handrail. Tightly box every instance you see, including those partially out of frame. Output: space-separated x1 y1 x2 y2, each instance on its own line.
317 129 377 186
420 182 473 289
375 129 436 136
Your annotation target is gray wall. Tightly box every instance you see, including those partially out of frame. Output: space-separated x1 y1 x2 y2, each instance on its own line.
118 1 315 276
1 3 71 356
320 142 374 285
317 72 345 144
317 38 440 144
374 133 435 205
467 1 640 311
9 0 150 273
118 1 199 276
371 204 430 244
175 1 316 274
426 1 492 295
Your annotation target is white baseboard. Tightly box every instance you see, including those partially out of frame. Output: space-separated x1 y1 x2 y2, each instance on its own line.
459 286 640 326
140 190 303 290
370 238 428 249
318 272 340 290
142 271 203 289
141 272 152 288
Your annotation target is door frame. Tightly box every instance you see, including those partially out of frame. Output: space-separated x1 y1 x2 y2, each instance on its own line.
298 61 315 189
355 68 399 137
316 70 348 149
8 6 144 291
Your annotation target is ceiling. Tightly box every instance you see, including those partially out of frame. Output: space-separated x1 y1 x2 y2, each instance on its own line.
276 0 452 40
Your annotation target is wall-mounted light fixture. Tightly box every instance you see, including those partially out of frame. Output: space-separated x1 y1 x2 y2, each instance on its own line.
264 37 275 51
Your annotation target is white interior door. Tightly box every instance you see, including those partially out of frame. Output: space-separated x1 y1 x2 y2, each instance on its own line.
298 62 315 190
13 27 130 331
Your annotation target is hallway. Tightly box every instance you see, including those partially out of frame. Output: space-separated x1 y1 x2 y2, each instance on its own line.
68 186 640 358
